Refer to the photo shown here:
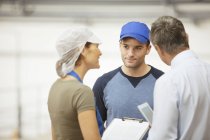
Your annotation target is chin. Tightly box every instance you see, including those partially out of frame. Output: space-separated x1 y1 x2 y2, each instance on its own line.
125 64 138 68
125 62 135 67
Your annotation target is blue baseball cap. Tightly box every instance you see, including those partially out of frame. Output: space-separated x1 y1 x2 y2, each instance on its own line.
120 21 150 44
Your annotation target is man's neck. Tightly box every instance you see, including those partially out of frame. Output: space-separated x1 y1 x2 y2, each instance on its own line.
121 64 151 77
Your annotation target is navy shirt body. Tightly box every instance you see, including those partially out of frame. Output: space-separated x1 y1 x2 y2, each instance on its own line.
93 66 164 126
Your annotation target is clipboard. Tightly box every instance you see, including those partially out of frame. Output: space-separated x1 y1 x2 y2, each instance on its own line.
102 117 150 140
137 102 153 126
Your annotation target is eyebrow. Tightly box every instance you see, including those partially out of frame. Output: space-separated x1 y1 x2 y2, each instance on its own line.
121 43 143 48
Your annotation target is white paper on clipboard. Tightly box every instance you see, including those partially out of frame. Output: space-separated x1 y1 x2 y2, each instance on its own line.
102 117 150 140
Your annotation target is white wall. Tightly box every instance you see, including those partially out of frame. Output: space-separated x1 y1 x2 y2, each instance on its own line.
0 18 210 139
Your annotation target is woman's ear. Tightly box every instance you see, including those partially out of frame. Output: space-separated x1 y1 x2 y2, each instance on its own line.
81 47 87 57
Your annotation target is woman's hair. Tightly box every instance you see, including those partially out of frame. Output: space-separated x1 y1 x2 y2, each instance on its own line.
56 42 91 78
150 16 189 55
75 42 91 66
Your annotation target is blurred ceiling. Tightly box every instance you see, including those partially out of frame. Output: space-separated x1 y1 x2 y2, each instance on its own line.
0 0 210 21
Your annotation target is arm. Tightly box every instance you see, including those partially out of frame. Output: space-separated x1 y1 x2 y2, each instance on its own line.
93 77 107 122
148 77 179 140
51 125 56 140
78 110 101 140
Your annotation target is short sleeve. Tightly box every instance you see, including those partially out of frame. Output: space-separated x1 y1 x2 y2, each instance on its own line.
73 85 95 113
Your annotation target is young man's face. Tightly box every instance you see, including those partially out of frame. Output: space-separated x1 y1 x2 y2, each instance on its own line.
120 37 151 69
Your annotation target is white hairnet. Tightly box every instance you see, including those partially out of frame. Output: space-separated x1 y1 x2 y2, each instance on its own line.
55 27 101 77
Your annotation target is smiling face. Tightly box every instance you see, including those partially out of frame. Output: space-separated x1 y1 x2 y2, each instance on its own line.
120 37 151 69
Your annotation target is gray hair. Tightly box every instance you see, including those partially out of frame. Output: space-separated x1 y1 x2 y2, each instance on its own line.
150 16 189 55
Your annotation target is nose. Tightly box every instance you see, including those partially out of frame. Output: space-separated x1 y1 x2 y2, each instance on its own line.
127 48 134 56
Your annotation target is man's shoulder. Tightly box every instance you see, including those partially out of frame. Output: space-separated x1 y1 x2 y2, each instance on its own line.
99 67 121 80
93 67 121 92
150 65 164 79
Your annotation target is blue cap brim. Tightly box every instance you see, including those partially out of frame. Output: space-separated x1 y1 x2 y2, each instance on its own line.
120 34 149 44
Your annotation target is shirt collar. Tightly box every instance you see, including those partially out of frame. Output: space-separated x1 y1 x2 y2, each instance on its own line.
171 50 197 68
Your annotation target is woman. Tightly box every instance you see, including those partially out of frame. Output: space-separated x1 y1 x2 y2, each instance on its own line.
48 28 102 140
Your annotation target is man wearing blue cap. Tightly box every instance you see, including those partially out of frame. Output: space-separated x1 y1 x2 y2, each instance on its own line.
93 21 164 139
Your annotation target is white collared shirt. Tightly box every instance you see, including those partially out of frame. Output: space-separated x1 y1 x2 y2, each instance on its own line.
148 50 210 140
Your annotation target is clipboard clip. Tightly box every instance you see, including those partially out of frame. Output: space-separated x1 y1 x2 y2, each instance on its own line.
122 117 143 123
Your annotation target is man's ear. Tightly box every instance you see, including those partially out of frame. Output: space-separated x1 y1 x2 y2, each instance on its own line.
154 45 163 55
186 33 189 42
154 44 158 51
154 44 166 59
146 44 151 55
154 45 171 65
